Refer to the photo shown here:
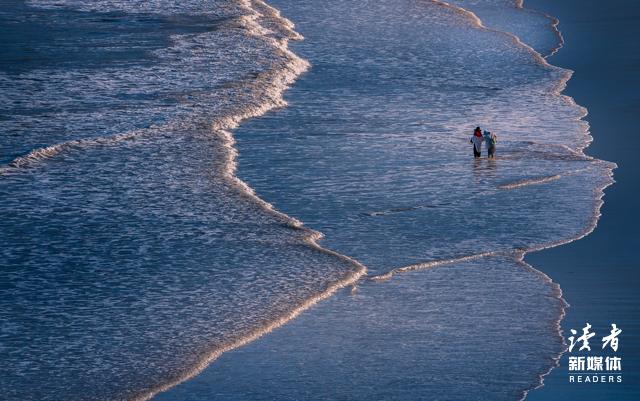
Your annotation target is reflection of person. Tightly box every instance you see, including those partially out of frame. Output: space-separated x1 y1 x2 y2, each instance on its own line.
470 126 483 158
483 130 497 158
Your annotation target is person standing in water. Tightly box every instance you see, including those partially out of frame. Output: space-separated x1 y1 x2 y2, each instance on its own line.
470 126 484 158
483 130 497 158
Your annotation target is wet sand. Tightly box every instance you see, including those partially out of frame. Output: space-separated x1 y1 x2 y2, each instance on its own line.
526 0 640 399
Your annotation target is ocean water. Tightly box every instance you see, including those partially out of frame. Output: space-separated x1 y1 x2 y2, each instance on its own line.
0 1 614 400
1 1 363 400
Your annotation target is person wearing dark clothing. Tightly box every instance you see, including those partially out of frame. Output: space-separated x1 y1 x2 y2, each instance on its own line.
470 126 483 158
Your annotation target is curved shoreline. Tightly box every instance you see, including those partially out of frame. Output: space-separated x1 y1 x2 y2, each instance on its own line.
426 1 614 398
144 1 616 399
129 1 372 400
0 2 367 400
1 1 615 400
514 0 565 57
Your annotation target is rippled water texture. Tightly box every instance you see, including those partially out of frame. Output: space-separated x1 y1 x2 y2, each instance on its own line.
234 0 613 274
1 1 361 400
157 256 564 401
0 0 614 400
159 0 613 399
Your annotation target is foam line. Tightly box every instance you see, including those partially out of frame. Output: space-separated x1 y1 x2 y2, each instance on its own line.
198 2 617 400
0 129 147 176
505 162 615 399
0 2 365 400
415 2 614 399
498 174 562 190
497 164 605 190
2 2 618 400
367 245 569 401
132 253 365 401
514 0 565 57
364 203 441 217
127 3 616 399
426 0 617 257
127 2 368 400
511 251 569 401
369 251 497 282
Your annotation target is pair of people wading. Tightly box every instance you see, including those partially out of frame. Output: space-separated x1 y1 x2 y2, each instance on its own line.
470 126 497 158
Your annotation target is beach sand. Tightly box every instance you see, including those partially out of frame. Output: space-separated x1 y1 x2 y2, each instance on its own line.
525 0 640 399
148 1 640 400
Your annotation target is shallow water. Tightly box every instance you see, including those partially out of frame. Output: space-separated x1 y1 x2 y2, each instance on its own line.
156 256 564 401
232 0 613 278
0 0 614 400
160 0 614 399
1 1 362 400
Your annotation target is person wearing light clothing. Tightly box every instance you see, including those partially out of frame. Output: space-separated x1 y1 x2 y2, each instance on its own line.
483 130 497 158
